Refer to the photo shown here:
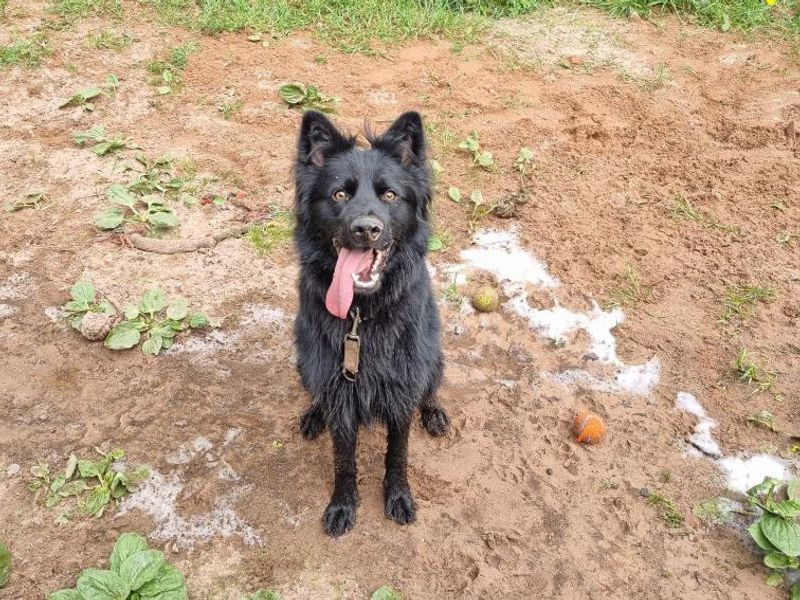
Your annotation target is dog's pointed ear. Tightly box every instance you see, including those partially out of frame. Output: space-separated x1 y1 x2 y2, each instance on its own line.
297 111 350 167
372 111 427 167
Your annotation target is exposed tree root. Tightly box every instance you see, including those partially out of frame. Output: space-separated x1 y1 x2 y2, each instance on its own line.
127 224 251 254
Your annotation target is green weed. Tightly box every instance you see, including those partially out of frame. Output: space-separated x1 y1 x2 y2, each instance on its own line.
458 130 494 170
599 479 619 490
4 192 51 212
441 275 461 305
218 97 243 120
669 195 739 234
29 449 149 522
514 147 534 175
48 532 187 598
605 266 654 309
61 282 117 332
0 541 8 589
747 410 778 433
246 209 295 255
59 85 103 111
734 348 775 394
278 83 338 113
147 41 200 95
428 230 451 252
52 0 122 18
776 230 800 246
371 586 402 600
95 184 179 232
73 125 130 156
87 29 132 51
0 34 51 68
719 285 774 325
646 492 684 528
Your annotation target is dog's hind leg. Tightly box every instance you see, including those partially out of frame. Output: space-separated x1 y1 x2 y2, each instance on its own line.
419 392 449 437
322 428 359 537
299 401 326 440
383 415 417 525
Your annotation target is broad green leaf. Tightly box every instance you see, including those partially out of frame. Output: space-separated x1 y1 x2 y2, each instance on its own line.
58 480 88 497
111 533 149 573
139 289 167 315
477 152 494 168
105 322 141 349
519 147 534 160
427 235 443 252
31 464 49 479
65 454 78 479
762 514 800 557
0 541 11 588
136 564 187 599
73 125 105 146
46 474 67 500
123 305 140 320
48 590 82 600
470 190 484 205
146 210 179 229
166 298 188 321
107 184 137 208
162 337 174 350
120 466 150 490
749 520 780 552
766 572 783 586
278 84 306 105
157 85 172 95
188 313 209 328
81 486 111 517
109 449 125 460
371 586 402 600
788 480 800 501
97 300 117 315
60 86 102 108
447 187 461 202
95 210 125 230
120 550 165 590
792 583 800 600
765 552 797 569
76 568 130 600
766 500 800 519
71 282 96 304
78 459 102 479
106 74 119 91
63 300 88 314
142 334 163 356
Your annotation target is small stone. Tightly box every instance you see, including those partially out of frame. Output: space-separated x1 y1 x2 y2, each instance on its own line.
80 310 117 341
640 487 651 498
546 468 553 476
6 463 21 477
582 352 599 362
567 55 584 66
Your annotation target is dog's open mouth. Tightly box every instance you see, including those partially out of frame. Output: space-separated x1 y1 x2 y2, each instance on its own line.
325 243 391 319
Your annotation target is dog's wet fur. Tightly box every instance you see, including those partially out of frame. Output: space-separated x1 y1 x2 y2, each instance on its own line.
293 111 449 536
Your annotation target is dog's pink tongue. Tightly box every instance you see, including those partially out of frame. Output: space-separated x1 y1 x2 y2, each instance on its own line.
326 248 372 319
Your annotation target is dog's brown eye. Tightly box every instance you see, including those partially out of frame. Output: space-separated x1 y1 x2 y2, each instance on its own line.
381 190 397 203
332 190 348 202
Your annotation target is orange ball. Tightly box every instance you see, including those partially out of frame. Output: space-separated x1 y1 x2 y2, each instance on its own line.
574 410 606 444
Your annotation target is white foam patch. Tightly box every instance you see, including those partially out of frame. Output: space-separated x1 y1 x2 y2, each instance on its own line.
44 306 62 323
719 456 788 495
675 392 790 492
455 229 660 395
240 304 285 328
0 304 15 319
118 470 260 548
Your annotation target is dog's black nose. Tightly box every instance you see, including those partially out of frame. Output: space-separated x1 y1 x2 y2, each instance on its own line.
350 216 384 243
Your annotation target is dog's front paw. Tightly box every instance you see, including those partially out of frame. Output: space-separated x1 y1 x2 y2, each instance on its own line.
384 484 417 525
323 499 357 537
421 405 450 437
300 406 326 440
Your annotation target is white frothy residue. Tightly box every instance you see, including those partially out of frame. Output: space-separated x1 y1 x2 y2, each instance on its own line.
118 470 260 548
675 392 789 492
240 304 285 328
457 229 660 395
719 455 788 495
0 304 15 319
0 273 32 301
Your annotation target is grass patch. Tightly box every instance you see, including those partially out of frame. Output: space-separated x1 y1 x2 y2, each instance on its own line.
144 0 505 53
87 29 132 50
669 195 739 235
582 0 800 35
147 40 200 94
719 284 774 325
53 0 122 18
0 34 51 68
734 348 775 394
646 492 684 528
605 266 654 309
246 209 295 254
0 0 8 18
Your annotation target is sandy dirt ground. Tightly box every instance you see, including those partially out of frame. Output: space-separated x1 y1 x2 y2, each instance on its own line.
1 3 799 599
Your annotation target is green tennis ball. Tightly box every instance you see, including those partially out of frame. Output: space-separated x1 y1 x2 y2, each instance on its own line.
471 286 499 313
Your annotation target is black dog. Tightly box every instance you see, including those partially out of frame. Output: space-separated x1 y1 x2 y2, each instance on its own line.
293 110 449 536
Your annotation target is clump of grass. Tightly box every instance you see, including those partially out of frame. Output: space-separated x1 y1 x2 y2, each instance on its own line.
669 195 739 234
218 97 243 120
734 348 775 394
53 0 122 18
440 275 462 305
646 492 684 528
246 210 295 255
147 40 200 94
87 29 132 51
719 285 774 325
583 0 800 35
0 34 51 68
599 479 618 490
605 266 654 309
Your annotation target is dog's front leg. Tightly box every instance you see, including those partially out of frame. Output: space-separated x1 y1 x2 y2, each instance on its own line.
383 416 416 525
322 427 359 536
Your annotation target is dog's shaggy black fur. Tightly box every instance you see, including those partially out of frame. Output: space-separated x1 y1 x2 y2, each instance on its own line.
293 110 449 536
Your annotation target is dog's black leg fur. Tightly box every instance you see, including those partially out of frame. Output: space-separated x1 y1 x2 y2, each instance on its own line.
420 393 449 437
383 416 416 525
299 402 326 440
323 428 359 537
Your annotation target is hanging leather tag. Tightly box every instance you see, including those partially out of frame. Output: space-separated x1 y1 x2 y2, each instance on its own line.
342 308 361 381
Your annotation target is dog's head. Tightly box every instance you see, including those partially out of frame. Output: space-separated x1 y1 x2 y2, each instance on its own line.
294 111 432 318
